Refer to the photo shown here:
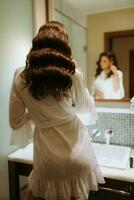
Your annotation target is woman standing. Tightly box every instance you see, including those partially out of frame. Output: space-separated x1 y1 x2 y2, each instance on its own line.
9 21 104 200
91 52 125 99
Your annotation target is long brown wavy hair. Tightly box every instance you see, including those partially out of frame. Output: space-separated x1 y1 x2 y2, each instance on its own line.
95 52 120 78
21 21 75 101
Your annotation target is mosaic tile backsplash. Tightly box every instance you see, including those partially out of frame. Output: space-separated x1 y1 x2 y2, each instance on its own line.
87 111 134 148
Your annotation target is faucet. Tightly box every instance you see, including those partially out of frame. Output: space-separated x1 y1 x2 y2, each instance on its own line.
90 129 101 142
104 128 114 145
130 96 134 111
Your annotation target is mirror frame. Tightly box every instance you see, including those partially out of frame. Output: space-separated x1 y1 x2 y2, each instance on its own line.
46 0 49 22
104 29 134 51
95 98 130 102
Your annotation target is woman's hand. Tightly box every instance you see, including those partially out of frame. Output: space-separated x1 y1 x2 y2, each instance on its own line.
26 113 33 123
95 89 104 99
72 59 80 69
110 65 118 75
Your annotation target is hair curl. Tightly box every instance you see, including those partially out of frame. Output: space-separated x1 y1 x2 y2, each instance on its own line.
31 21 71 57
21 21 75 101
95 52 120 78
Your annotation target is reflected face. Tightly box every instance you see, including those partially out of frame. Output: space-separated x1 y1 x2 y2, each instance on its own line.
100 56 112 70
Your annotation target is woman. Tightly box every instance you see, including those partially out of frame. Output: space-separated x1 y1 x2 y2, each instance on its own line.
9 21 104 200
91 52 125 99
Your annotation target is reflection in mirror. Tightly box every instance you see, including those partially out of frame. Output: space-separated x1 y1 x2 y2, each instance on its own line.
54 0 134 101
105 30 134 98
91 52 125 99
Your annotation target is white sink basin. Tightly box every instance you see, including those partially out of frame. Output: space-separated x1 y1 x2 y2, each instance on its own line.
92 143 131 170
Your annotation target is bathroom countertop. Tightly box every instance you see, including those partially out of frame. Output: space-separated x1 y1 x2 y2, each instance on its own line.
100 166 134 183
8 143 34 165
96 107 134 114
8 143 134 183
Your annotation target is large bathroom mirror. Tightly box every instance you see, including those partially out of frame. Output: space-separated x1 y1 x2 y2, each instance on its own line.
54 0 134 101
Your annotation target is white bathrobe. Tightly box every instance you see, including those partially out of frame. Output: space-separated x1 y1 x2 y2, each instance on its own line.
9 67 104 200
91 70 125 99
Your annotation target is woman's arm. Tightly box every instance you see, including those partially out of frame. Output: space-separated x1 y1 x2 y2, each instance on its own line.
72 68 97 117
110 65 121 92
110 66 125 98
9 70 28 129
72 59 87 87
71 68 98 125
9 69 33 148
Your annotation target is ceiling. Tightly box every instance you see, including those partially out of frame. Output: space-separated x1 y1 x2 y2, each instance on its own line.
65 0 134 14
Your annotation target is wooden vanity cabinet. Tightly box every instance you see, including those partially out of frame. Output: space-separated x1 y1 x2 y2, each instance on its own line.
8 160 134 200
89 178 134 200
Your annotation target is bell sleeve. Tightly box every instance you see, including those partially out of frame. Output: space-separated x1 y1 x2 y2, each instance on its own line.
112 70 125 99
9 69 33 148
72 68 98 125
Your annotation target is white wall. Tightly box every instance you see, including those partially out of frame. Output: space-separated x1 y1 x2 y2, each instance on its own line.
0 0 47 199
33 0 47 33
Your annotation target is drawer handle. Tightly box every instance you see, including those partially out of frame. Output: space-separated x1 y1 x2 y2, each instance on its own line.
98 186 131 197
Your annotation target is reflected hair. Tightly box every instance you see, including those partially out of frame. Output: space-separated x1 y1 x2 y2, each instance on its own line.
21 21 75 101
95 52 120 78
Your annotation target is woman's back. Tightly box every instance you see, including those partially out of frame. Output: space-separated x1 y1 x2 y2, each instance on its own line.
9 21 105 200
